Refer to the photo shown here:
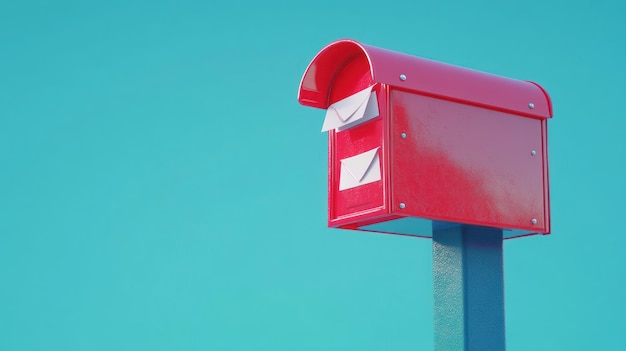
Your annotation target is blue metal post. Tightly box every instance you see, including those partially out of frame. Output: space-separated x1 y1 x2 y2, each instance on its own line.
432 225 505 351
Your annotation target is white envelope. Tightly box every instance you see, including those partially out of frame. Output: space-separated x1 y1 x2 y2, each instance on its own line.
321 86 379 132
339 147 381 191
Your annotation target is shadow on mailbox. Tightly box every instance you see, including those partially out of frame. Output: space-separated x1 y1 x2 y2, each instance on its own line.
298 39 553 239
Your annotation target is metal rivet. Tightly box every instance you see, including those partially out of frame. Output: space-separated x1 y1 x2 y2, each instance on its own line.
528 103 535 109
399 203 406 209
401 133 407 139
399 74 407 81
531 150 536 156
531 218 537 225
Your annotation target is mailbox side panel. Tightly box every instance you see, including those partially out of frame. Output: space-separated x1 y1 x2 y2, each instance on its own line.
390 90 549 233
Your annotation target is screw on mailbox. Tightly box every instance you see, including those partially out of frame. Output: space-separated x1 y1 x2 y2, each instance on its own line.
531 218 537 224
399 74 407 81
531 150 537 156
399 203 406 209
401 133 407 139
528 103 535 109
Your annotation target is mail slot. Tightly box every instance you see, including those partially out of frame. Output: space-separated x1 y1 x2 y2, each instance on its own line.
297 39 553 239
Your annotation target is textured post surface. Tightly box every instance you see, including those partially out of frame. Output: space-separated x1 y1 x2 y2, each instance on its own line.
433 226 505 351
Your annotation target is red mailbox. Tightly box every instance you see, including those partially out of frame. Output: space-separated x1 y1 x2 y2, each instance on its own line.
298 40 552 239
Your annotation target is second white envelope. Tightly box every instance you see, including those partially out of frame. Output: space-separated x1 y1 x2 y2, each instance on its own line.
339 147 381 191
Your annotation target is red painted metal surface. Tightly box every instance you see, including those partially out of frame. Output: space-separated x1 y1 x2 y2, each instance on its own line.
330 112 385 221
298 39 552 238
298 39 552 119
389 90 549 233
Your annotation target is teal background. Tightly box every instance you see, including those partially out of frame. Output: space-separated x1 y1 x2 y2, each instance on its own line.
1 0 624 350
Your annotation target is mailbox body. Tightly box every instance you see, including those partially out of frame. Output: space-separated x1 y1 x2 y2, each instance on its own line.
298 40 552 239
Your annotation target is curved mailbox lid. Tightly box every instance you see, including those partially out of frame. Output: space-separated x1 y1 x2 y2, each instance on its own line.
298 39 552 119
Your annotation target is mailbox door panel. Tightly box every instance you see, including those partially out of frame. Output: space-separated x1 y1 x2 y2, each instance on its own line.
390 90 548 232
330 116 386 222
325 56 389 226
